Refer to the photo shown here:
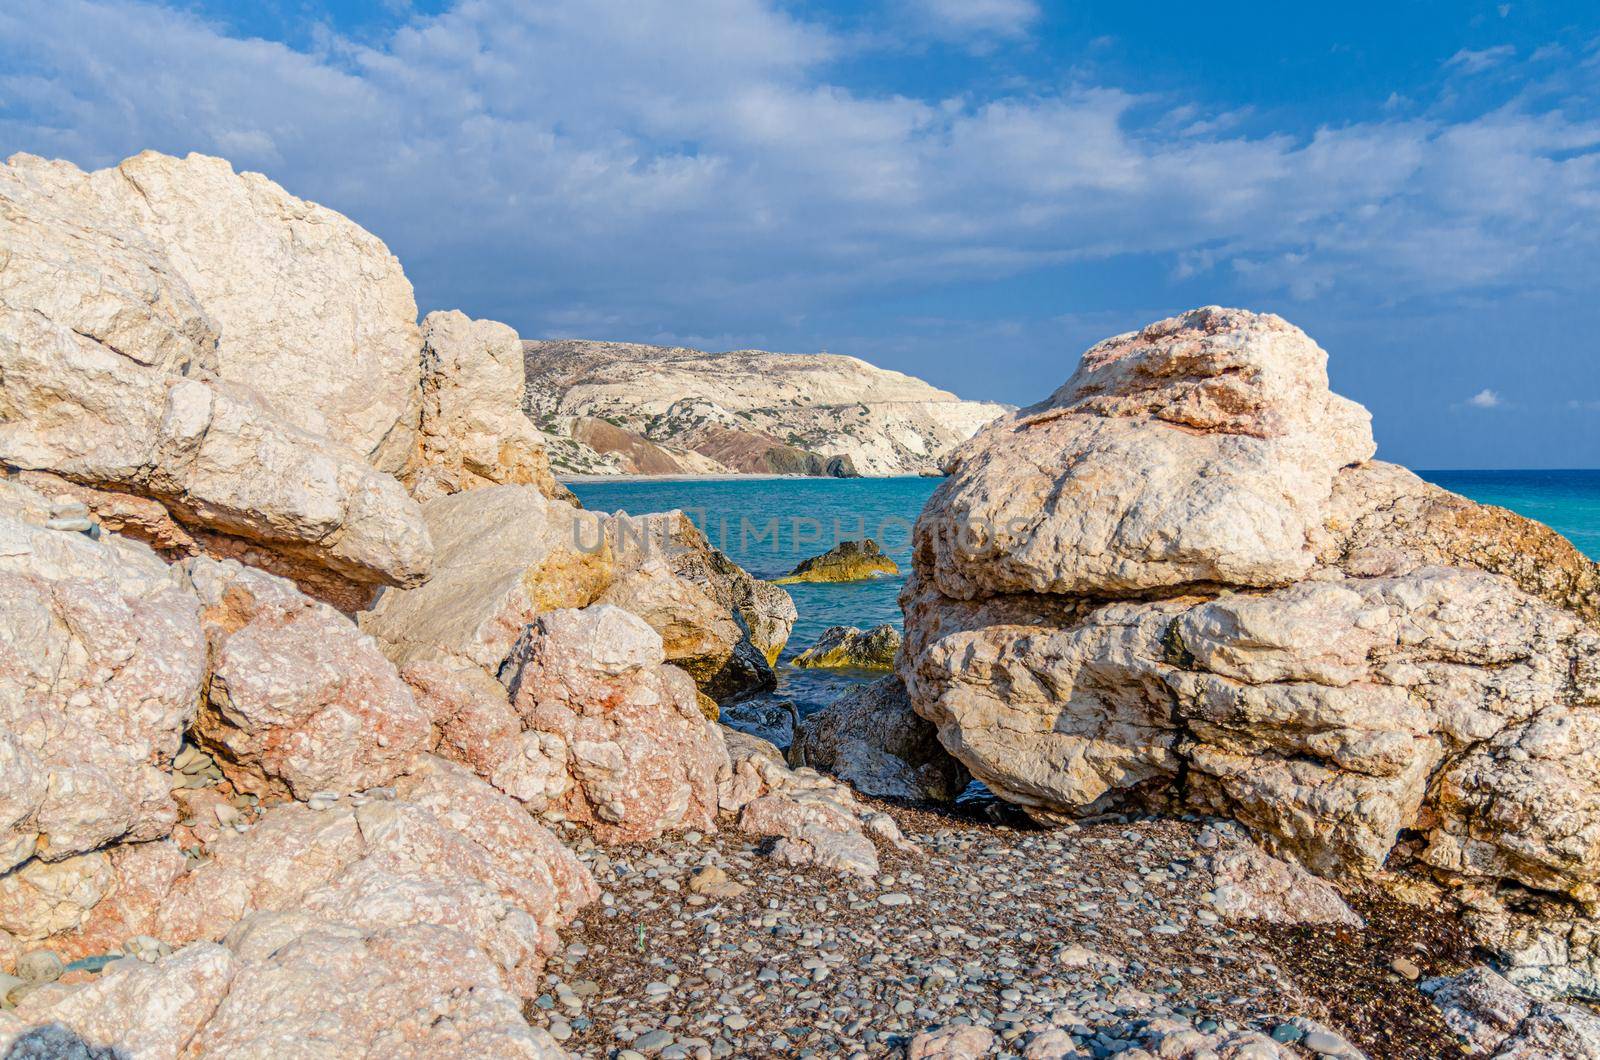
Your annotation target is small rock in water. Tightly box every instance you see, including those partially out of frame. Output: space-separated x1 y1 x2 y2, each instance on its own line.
1389 956 1421 981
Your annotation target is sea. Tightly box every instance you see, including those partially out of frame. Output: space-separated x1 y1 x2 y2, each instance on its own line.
569 469 1600 722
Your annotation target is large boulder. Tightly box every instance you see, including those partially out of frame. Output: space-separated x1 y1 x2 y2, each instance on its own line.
899 307 1600 996
70 151 422 474
918 307 1374 599
499 606 727 843
0 479 205 872
409 311 568 503
0 153 432 603
359 485 614 673
404 606 729 844
187 558 432 800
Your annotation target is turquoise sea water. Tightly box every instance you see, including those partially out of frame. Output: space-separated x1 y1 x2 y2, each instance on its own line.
1418 470 1600 561
570 470 1600 718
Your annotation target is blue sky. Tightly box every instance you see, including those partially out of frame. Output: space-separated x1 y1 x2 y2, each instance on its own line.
2 0 1597 467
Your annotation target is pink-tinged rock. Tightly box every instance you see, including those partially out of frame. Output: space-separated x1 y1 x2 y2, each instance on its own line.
596 557 742 686
393 756 598 922
920 307 1374 600
0 851 114 944
502 606 727 842
194 916 567 1059
57 840 188 961
8 942 235 1059
402 660 524 777
0 480 205 870
188 557 430 799
719 727 918 878
1200 825 1362 928
158 757 593 992
907 1024 995 1059
157 801 366 944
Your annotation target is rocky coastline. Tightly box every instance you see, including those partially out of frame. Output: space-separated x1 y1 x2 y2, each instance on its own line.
523 341 1008 478
1 150 1597 1060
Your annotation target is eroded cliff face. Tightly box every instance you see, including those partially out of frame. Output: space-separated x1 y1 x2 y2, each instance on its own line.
522 338 1008 477
899 306 1600 998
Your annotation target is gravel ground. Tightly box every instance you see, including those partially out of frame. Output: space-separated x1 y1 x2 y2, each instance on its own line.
526 803 1474 1060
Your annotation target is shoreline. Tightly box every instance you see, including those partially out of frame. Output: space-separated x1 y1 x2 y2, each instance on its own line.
558 472 944 484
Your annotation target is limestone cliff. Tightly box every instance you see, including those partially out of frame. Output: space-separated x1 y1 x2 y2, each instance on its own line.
522 339 1008 477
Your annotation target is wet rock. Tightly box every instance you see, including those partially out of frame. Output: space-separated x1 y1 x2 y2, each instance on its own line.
792 624 901 670
795 676 967 803
775 538 898 584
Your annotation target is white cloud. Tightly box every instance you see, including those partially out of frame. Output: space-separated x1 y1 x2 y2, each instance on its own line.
1468 388 1502 408
900 0 1040 42
1445 45 1516 75
0 0 1596 353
